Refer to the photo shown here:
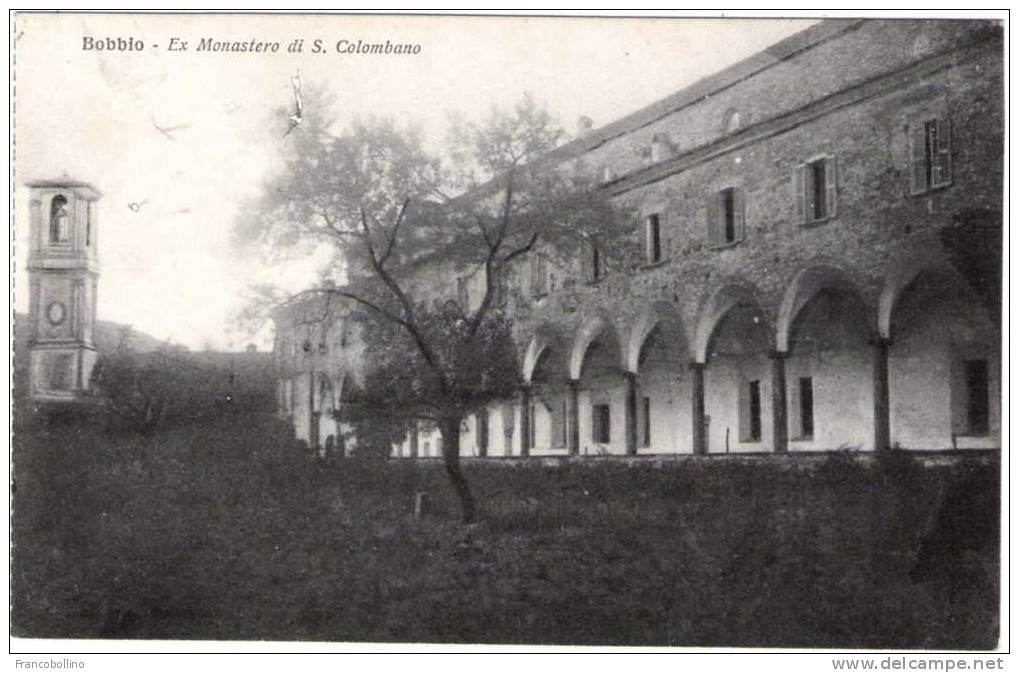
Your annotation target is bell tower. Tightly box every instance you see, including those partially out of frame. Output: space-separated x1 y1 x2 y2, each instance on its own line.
26 179 101 404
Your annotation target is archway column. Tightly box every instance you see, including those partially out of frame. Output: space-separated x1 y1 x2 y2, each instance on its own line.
690 362 706 456
872 337 892 451
625 371 638 455
568 379 580 456
770 351 788 453
409 421 419 458
519 385 532 457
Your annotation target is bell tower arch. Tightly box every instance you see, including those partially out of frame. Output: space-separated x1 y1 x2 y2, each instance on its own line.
26 179 102 403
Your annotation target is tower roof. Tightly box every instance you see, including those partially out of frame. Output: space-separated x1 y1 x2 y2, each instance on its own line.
26 179 102 199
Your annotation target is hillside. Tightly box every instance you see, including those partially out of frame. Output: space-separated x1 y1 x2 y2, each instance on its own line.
12 313 275 413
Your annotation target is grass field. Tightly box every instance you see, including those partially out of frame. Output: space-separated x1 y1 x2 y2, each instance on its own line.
11 412 999 648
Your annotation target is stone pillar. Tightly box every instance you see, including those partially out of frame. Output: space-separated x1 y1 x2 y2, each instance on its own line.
409 421 419 459
872 337 892 451
690 362 706 456
520 386 531 457
568 379 580 456
770 351 788 453
625 371 638 455
477 409 489 458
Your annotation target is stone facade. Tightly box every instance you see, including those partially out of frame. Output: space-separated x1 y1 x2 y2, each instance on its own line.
278 19 1003 457
272 289 364 456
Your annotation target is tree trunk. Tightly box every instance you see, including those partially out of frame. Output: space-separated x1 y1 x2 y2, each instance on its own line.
439 417 476 524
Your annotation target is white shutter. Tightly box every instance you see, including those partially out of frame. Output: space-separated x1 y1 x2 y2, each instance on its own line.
794 164 807 224
909 122 929 195
733 188 746 241
707 195 721 247
933 117 953 188
825 155 838 219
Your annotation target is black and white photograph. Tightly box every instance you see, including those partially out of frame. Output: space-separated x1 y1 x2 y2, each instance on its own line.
9 10 1007 658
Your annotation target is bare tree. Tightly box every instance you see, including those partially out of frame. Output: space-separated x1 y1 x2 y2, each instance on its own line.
236 92 633 523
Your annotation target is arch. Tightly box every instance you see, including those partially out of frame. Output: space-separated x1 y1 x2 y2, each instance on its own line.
693 283 770 363
522 324 565 384
318 372 336 413
776 265 872 353
624 301 692 373
568 313 624 380
49 194 69 243
878 261 966 339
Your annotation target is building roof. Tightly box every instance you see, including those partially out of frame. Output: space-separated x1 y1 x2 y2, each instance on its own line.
26 178 103 198
465 19 858 201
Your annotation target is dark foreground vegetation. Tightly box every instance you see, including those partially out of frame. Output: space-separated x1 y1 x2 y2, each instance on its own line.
12 413 998 649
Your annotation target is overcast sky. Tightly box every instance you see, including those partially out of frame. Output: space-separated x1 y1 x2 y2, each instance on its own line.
13 12 815 350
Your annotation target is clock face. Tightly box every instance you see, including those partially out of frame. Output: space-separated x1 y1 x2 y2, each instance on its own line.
46 301 67 326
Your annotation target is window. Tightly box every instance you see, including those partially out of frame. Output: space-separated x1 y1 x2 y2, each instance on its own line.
910 117 952 194
641 396 652 448
739 380 762 442
592 403 611 444
795 156 837 224
650 134 672 162
798 377 814 439
964 360 990 436
583 241 602 283
50 195 70 244
530 253 548 297
86 201 92 247
722 108 741 133
550 396 567 448
455 275 469 308
708 187 745 247
644 213 663 264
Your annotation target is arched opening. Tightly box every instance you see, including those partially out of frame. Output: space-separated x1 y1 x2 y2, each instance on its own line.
698 285 772 453
887 270 999 449
316 373 337 458
528 343 570 455
50 195 70 243
628 304 690 453
571 316 626 454
786 288 874 450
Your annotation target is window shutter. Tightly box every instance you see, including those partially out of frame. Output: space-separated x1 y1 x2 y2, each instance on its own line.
581 241 593 282
824 155 838 219
733 188 746 241
933 117 952 187
652 214 663 261
909 122 928 195
707 195 721 247
803 164 817 222
640 216 649 263
794 164 806 224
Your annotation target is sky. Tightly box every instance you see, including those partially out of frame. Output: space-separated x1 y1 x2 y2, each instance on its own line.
13 12 815 350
